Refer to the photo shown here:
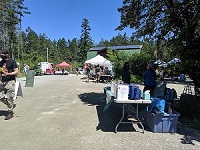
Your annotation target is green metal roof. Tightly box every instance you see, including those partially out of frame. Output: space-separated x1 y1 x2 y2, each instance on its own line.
89 45 142 51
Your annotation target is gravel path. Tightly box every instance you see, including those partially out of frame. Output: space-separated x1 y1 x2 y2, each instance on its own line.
0 74 199 150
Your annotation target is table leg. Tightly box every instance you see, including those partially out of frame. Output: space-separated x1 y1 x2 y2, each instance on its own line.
136 104 144 133
115 104 125 133
115 103 145 133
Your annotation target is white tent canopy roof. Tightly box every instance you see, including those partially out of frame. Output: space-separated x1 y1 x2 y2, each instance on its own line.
85 55 111 66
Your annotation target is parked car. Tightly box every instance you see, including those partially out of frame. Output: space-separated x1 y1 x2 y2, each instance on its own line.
78 68 84 75
54 70 69 75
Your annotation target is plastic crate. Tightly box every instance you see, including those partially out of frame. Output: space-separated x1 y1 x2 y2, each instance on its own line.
147 111 180 133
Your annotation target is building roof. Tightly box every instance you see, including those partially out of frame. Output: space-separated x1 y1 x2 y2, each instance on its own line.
89 45 142 51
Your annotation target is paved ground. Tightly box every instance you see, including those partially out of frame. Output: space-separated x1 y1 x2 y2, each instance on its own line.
0 74 199 150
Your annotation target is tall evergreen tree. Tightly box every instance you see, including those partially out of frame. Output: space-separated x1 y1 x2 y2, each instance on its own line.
79 18 93 62
68 38 79 61
96 38 110 47
110 33 130 46
0 0 29 55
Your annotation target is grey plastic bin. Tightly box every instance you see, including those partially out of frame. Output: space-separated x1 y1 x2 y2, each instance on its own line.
147 111 180 133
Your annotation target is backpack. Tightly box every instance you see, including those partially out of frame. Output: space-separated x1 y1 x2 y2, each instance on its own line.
153 81 166 98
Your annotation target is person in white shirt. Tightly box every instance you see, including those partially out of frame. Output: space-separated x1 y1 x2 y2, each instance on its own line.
23 64 29 76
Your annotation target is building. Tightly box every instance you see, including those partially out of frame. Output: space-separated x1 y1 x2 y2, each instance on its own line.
86 45 143 60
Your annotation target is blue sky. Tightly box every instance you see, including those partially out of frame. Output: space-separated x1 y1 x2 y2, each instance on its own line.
21 0 133 43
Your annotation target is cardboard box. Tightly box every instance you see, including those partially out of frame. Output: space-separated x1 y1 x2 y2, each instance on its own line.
147 111 180 133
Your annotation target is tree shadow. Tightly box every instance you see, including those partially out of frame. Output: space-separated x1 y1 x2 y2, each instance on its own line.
96 104 136 132
78 92 137 132
177 125 200 145
78 92 105 106
0 110 8 117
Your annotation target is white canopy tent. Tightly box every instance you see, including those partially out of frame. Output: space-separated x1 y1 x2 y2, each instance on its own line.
85 55 112 70
167 58 181 65
154 58 181 68
85 55 111 65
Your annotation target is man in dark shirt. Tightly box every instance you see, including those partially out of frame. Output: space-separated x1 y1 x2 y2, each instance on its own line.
122 62 131 84
0 49 19 120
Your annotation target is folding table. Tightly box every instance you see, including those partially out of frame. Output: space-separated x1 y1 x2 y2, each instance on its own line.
103 87 151 133
114 99 151 133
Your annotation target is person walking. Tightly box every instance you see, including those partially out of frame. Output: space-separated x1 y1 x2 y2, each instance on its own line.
23 64 29 76
0 49 19 120
121 62 131 84
142 63 156 96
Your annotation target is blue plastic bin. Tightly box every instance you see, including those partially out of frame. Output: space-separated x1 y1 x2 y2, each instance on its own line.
147 111 180 133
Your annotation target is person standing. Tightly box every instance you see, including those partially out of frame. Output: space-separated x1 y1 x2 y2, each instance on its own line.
121 62 131 84
142 63 156 96
85 64 91 82
95 64 101 83
62 68 65 75
23 64 29 76
0 49 19 120
75 67 79 76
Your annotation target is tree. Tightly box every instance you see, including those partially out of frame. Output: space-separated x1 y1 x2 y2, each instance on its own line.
96 38 110 47
57 38 68 62
68 38 79 61
110 33 130 46
0 0 29 55
117 0 200 94
79 18 93 62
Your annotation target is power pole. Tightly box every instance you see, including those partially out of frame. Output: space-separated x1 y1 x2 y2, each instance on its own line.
47 47 48 62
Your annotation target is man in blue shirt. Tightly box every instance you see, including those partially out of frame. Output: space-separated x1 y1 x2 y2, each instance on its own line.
142 63 156 96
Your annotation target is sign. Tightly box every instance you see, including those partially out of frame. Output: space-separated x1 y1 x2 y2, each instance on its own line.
25 70 35 87
14 81 23 100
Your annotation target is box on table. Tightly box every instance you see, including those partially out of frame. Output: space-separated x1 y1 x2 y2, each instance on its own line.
147 111 180 133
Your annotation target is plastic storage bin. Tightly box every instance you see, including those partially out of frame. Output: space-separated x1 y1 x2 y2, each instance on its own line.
147 111 180 133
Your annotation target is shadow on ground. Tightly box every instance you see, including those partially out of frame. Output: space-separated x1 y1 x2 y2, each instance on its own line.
78 92 146 132
0 110 8 118
177 125 200 145
78 91 200 145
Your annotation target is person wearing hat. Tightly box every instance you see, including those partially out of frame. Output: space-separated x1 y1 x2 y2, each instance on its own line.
142 63 156 96
0 49 19 120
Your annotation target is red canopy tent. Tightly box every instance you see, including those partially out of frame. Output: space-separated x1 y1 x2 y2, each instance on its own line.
56 61 71 68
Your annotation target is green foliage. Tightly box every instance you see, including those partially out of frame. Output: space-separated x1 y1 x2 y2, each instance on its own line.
107 49 154 82
110 33 130 46
0 0 30 52
107 50 131 79
176 94 200 119
70 61 79 70
129 53 154 77
117 0 200 95
79 18 93 63
131 74 142 83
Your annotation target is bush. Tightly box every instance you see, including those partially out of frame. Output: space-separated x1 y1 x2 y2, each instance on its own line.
131 74 143 83
175 94 200 119
107 51 155 81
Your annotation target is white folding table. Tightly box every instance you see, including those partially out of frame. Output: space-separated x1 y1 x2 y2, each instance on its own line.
114 99 151 133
